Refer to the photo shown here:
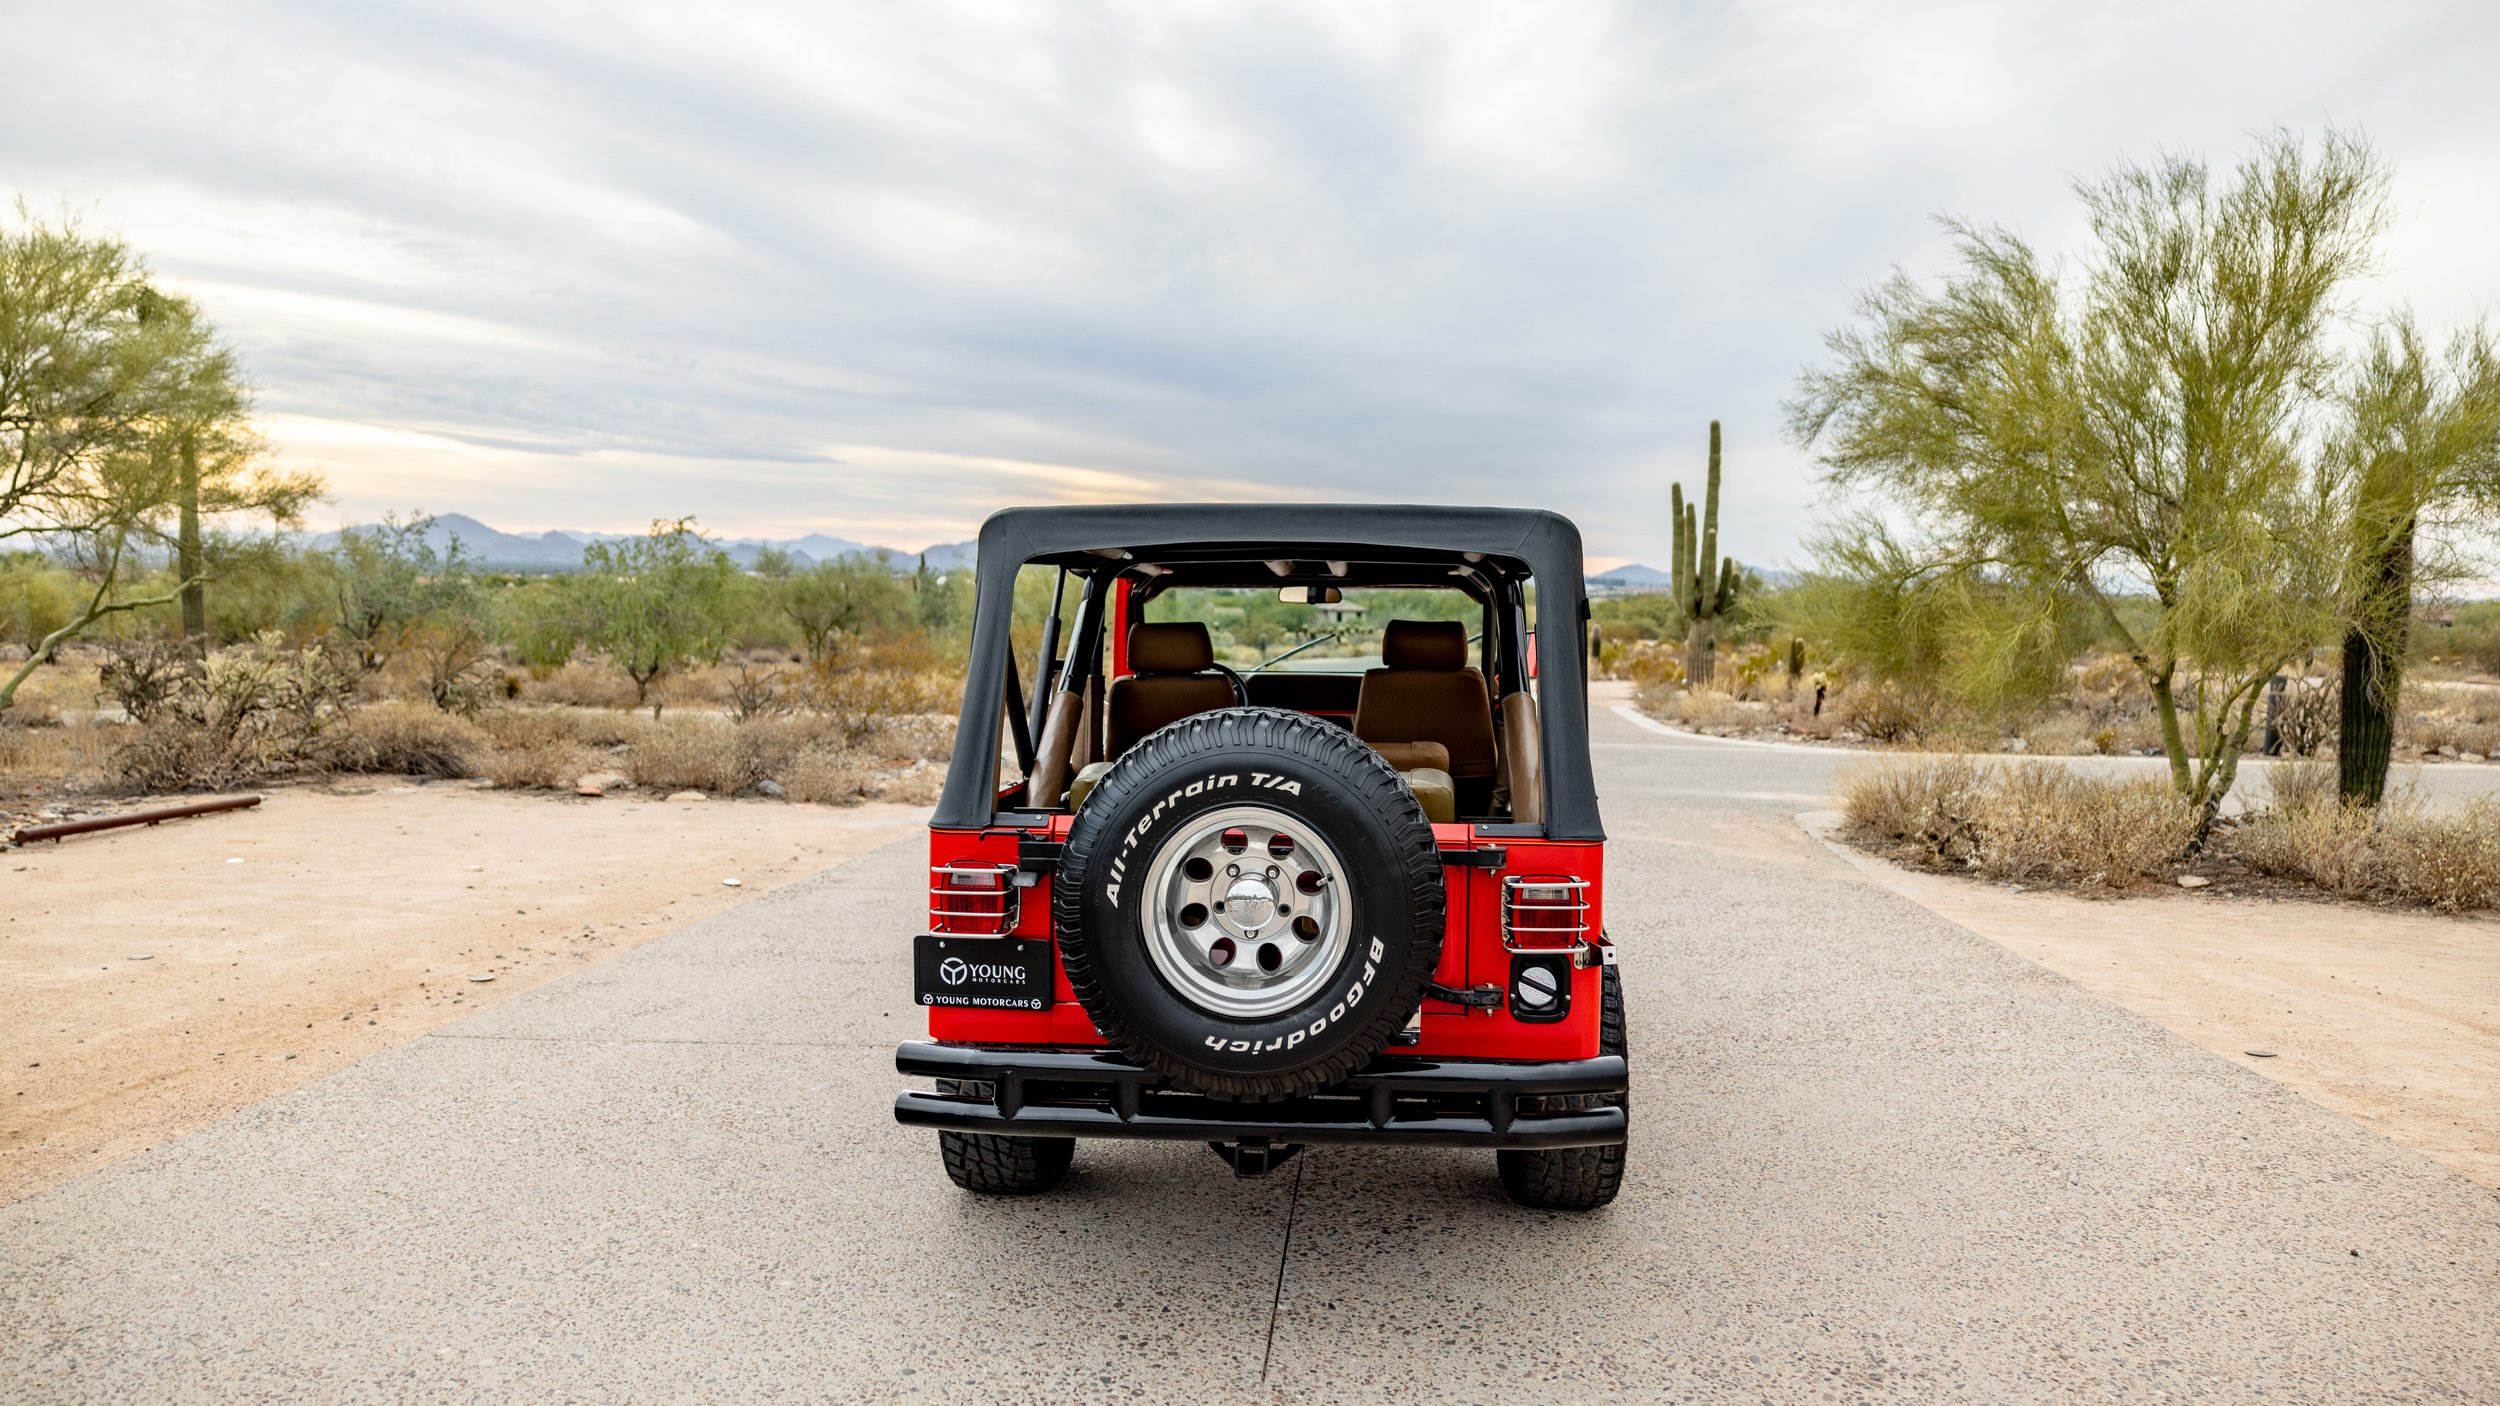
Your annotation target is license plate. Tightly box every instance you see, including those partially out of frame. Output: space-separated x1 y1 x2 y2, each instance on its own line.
914 936 1054 1011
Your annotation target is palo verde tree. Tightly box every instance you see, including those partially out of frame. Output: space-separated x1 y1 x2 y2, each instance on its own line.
2331 318 2500 804
755 545 908 663
565 518 738 714
1 207 319 711
1789 130 2388 832
1669 420 1739 686
326 512 478 672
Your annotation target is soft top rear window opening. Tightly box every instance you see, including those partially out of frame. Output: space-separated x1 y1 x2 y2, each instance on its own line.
942 505 1600 842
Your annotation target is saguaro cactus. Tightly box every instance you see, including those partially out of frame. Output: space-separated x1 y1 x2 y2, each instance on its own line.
1671 421 1739 686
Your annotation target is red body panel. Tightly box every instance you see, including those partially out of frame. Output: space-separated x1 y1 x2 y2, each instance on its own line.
922 821 1602 1061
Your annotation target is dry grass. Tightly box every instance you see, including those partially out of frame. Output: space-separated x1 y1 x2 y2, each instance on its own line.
625 716 757 793
2227 758 2500 912
0 718 121 792
1838 755 2198 891
519 662 642 711
2370 805 2500 911
783 749 878 804
320 702 486 779
2404 683 2500 758
1673 690 1773 732
471 709 600 789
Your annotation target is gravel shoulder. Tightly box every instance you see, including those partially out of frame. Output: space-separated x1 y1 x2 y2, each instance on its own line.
1 783 924 1204
1802 810 2500 1189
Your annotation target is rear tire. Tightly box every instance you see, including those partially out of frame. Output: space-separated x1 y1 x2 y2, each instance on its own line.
1497 963 1627 1211
934 1079 1074 1195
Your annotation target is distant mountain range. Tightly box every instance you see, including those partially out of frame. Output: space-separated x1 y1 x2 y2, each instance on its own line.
1587 562 1799 594
293 516 1769 592
301 513 977 573
1586 562 1675 591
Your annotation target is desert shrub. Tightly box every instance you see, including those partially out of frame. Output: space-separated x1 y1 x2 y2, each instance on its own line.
1673 689 1770 732
320 701 485 778
2369 802 2500 911
409 621 499 714
0 718 34 772
0 718 120 791
805 634 957 742
2017 714 2097 756
99 636 194 721
1839 755 2196 890
469 709 596 789
2259 756 2339 815
625 715 752 792
876 760 947 805
2230 789 2500 912
725 661 799 720
2401 686 2500 757
524 662 639 710
1619 642 1683 690
2229 804 2378 898
783 748 874 804
2264 672 2338 757
1833 680 1931 743
1838 753 1991 861
865 712 957 760
108 635 358 791
1977 765 2200 886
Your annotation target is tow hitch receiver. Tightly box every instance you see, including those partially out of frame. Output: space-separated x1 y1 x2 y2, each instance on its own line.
1212 1138 1303 1178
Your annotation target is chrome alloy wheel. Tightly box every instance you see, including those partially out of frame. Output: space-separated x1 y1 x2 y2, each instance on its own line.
1139 804 1351 1019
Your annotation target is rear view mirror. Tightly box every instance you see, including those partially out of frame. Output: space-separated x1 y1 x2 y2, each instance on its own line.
1278 585 1343 604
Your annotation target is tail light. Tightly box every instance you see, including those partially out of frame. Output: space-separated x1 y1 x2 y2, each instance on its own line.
930 862 1019 935
1501 874 1589 952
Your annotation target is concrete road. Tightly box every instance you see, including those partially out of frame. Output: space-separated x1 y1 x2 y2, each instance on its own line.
6 700 2497 1402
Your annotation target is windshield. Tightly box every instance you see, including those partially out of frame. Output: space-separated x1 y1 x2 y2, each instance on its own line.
1141 587 1480 673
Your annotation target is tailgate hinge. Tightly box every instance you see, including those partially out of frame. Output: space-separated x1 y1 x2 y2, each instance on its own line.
1424 981 1503 1009
1016 833 1063 878
1436 845 1507 870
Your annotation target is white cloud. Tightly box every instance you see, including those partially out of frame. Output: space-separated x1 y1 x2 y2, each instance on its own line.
5 1 2497 567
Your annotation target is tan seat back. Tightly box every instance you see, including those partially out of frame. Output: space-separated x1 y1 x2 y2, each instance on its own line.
1108 622 1236 757
1354 620 1498 812
1501 690 1542 824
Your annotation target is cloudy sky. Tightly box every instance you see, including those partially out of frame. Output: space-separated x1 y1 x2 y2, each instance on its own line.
8 2 2498 567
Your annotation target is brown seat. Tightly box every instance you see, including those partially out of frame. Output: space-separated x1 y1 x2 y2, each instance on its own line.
1108 622 1237 758
1353 620 1498 815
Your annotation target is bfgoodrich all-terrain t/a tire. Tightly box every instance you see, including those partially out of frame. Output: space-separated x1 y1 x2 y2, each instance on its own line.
1054 707 1444 1101
1497 964 1628 1211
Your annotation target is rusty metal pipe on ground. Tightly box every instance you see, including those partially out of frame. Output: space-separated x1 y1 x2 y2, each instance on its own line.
7 794 261 845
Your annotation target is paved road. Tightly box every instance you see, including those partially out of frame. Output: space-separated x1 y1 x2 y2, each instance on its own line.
6 699 2497 1402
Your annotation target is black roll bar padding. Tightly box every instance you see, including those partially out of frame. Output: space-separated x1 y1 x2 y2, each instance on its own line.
1026 566 1066 747
1582 595 1595 722
1003 646 1034 775
1061 570 1109 691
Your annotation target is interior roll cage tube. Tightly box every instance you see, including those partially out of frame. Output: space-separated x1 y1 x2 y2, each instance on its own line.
937 504 1602 842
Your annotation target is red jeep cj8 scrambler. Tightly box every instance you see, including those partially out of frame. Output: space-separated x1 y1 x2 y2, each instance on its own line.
893 505 1627 1209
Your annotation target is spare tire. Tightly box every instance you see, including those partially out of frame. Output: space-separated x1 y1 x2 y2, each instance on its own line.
1054 707 1443 1100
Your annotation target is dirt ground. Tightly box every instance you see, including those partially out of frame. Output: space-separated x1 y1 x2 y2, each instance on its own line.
2 783 924 1205
1804 814 2500 1189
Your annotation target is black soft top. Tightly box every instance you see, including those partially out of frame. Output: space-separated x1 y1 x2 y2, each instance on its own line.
935 504 1602 841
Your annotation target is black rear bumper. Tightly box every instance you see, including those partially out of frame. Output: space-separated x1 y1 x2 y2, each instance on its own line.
892 1040 1626 1148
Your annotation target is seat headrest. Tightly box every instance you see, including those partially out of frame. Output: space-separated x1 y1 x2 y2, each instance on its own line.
1381 619 1467 671
1128 622 1215 674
